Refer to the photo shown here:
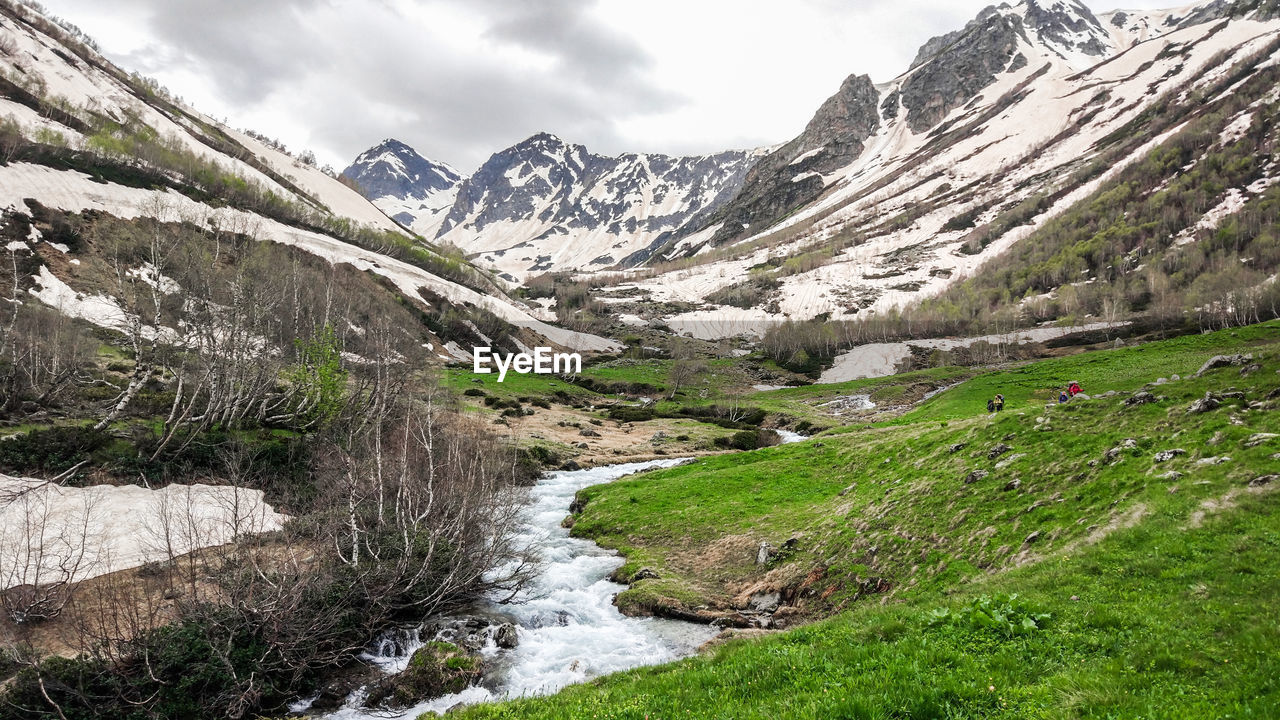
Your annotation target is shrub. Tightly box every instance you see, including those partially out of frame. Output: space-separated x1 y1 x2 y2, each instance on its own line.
927 593 1051 638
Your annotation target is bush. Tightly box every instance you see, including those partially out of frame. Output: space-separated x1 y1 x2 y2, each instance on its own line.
0 425 111 476
927 593 1051 638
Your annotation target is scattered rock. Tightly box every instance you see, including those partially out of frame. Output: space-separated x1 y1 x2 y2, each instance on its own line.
632 567 660 581
579 428 601 437
575 442 589 450
1153 449 1186 463
964 470 989 484
987 443 1013 460
948 442 967 453
1196 354 1253 377
1003 478 1022 492
1121 438 1139 449
747 592 781 613
1185 393 1221 414
1104 447 1121 463
1249 475 1277 487
1074 393 1091 400
1196 456 1230 466
1125 391 1156 406
1070 595 1079 601
995 452 1026 469
1022 530 1042 546
1159 471 1184 481
1246 433 1278 448
838 483 857 496
756 541 774 565
1240 363 1261 376
650 431 667 443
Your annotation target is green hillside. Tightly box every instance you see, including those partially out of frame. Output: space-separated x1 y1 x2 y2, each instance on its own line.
453 321 1280 719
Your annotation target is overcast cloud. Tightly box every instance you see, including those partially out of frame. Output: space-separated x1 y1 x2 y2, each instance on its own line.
43 0 1177 173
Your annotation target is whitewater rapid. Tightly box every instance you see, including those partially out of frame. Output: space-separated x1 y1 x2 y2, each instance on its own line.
316 458 719 718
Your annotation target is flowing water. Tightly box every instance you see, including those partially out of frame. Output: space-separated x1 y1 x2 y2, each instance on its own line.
313 458 721 719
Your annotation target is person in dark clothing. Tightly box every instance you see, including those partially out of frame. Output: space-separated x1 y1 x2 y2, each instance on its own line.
1059 389 1069 403
987 398 995 413
995 394 1005 411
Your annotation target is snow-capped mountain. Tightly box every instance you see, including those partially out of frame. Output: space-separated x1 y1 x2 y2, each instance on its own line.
348 133 762 281
593 0 1280 338
341 139 462 230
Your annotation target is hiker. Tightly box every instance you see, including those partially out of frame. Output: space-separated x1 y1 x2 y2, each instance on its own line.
1068 381 1082 397
1058 389 1069 404
987 398 995 413
995 394 1005 412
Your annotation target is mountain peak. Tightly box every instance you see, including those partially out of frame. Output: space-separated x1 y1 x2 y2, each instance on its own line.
342 139 461 206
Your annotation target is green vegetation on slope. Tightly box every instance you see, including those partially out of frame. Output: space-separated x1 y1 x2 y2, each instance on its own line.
458 488 1280 719
447 322 1280 718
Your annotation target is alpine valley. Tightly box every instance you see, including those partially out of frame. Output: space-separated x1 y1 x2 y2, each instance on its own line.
0 1 1279 719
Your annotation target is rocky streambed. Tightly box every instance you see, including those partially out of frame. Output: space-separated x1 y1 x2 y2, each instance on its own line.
305 459 719 719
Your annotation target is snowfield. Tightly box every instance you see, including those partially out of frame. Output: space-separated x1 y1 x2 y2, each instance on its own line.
0 474 287 590
0 163 616 352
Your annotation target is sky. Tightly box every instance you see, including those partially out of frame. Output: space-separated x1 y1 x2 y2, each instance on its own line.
43 0 1178 174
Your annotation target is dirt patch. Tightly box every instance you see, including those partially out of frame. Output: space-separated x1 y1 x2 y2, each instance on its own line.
1187 482 1278 529
491 404 735 467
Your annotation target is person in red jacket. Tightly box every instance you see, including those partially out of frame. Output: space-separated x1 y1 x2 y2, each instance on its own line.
1068 381 1082 397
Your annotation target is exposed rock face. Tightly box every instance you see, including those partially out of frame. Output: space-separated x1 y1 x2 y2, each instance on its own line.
341 139 461 227
704 74 881 245
901 9 1022 133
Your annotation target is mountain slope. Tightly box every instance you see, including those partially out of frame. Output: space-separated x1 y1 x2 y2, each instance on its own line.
0 1 612 354
348 133 763 281
601 0 1280 339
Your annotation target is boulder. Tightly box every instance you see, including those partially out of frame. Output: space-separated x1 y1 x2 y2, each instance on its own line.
1245 433 1278 448
948 443 968 453
632 567 660 581
579 428 601 437
494 623 519 649
1003 478 1022 492
987 443 1013 460
1186 393 1221 414
1196 456 1230 466
1153 449 1186 463
747 592 781 613
964 470 989 484
1125 391 1156 406
364 642 481 710
756 541 774 565
1249 475 1277 487
1196 354 1253 377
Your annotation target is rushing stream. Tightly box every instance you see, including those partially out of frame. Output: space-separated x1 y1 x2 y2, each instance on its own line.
313 458 721 719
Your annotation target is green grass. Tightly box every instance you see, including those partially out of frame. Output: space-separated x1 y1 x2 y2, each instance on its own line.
456 489 1280 719
902 321 1280 421
742 366 974 425
443 322 1280 719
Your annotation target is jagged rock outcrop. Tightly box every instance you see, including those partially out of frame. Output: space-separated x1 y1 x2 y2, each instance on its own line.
703 73 881 245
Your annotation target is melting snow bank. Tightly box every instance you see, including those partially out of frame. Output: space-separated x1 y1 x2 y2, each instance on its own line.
818 322 1127 383
0 474 286 590
315 459 718 719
